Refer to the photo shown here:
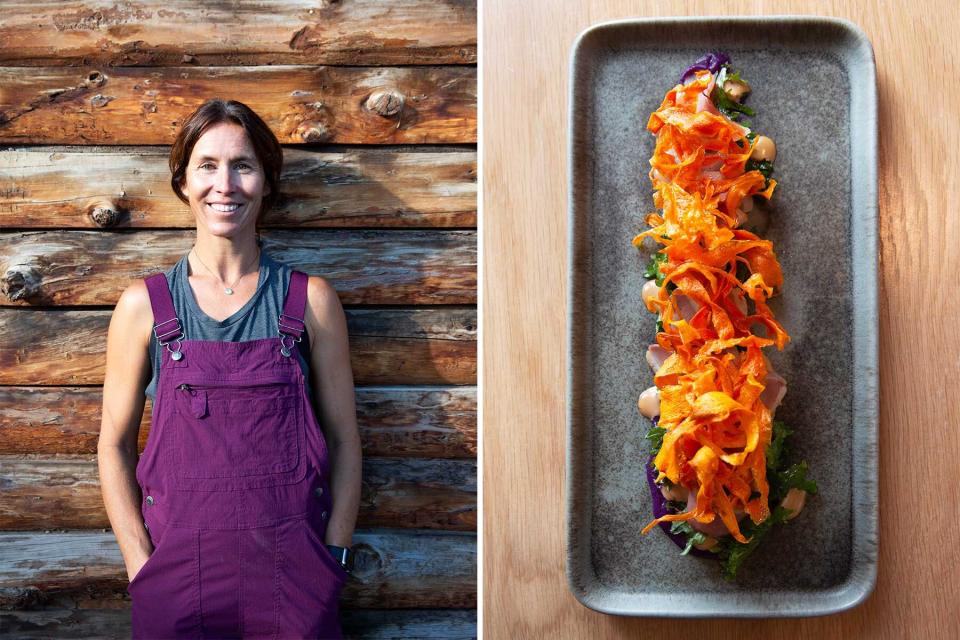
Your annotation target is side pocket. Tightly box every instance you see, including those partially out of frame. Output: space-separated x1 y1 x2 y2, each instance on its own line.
301 518 349 584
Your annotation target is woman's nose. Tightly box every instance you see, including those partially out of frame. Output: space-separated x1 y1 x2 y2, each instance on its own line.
214 166 235 193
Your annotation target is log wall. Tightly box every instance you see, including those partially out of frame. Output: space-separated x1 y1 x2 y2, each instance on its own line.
0 3 477 637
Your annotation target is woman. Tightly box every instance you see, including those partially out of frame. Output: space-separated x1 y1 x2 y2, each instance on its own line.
97 99 362 639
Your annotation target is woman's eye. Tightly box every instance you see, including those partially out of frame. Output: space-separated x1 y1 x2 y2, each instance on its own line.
199 162 215 171
235 163 252 171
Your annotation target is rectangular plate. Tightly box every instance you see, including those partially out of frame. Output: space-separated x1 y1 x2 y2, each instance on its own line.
566 16 878 617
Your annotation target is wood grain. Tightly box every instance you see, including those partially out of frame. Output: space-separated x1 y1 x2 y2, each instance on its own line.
0 386 477 458
0 308 477 385
482 1 960 639
0 608 477 639
0 230 476 306
0 529 476 609
0 456 475 531
0 0 477 66
0 607 477 640
0 65 476 145
0 147 477 229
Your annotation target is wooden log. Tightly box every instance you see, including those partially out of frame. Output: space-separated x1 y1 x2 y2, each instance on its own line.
0 386 477 458
0 529 476 609
0 230 476 306
0 1 477 67
0 456 476 531
0 308 477 386
0 608 477 639
0 66 476 144
360 458 476 530
0 147 477 229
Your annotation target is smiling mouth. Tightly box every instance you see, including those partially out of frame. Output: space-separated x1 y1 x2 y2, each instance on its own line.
207 203 241 212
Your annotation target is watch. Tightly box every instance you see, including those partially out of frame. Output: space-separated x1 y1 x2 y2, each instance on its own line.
326 544 354 574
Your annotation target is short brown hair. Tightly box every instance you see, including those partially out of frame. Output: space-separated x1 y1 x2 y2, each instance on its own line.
169 99 283 227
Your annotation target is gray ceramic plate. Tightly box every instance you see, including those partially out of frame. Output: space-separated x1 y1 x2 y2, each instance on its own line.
566 16 878 617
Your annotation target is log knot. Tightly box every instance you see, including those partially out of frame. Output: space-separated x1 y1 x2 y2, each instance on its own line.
2 264 42 302
350 543 382 579
365 89 405 117
297 121 331 143
85 71 106 88
88 200 123 227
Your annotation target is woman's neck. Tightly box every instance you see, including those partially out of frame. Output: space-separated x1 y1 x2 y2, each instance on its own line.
189 232 261 283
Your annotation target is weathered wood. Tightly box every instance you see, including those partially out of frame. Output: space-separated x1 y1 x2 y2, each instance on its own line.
0 1 477 67
0 230 476 306
347 309 478 385
0 456 476 531
0 386 477 458
0 529 476 609
0 308 477 385
360 458 476 530
340 609 477 639
0 65 476 144
0 147 477 229
0 608 477 639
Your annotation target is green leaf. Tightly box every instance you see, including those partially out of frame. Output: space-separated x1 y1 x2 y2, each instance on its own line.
766 420 793 471
717 506 793 580
670 520 710 556
645 424 667 457
711 84 756 120
745 158 775 179
643 252 668 286
774 461 819 497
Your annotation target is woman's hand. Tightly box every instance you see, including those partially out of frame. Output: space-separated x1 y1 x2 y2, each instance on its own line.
305 276 362 549
127 542 154 582
97 281 157 583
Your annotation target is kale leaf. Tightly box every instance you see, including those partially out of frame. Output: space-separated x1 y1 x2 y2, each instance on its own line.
643 252 668 286
645 424 667 457
715 506 793 580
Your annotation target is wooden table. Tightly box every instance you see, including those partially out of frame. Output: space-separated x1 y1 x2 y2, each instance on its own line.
482 1 959 637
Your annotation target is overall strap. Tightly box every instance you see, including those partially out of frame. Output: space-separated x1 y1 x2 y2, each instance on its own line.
144 273 184 345
278 270 308 341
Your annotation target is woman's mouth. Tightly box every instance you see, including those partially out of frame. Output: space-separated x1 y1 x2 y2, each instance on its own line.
207 202 241 213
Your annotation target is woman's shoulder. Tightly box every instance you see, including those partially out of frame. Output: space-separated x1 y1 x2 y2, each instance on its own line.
304 275 345 340
111 279 155 347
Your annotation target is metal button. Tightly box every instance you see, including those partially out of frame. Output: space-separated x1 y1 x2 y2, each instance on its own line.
145 496 154 506
314 486 324 498
320 511 328 521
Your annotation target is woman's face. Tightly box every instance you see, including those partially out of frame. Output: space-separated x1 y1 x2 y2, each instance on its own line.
180 122 270 239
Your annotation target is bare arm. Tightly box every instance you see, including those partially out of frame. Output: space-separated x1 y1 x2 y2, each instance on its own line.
305 276 362 548
96 280 155 581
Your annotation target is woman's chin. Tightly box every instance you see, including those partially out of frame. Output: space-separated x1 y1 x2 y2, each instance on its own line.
198 218 256 239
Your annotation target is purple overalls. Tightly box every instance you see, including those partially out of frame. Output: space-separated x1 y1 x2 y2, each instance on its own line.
128 269 347 639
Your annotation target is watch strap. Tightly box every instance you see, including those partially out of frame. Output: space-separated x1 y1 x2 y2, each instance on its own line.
326 544 354 573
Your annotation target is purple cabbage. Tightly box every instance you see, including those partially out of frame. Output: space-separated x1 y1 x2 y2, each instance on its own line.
645 453 717 559
679 52 731 84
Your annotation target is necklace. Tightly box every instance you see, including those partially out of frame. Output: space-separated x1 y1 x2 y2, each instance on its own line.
190 246 260 295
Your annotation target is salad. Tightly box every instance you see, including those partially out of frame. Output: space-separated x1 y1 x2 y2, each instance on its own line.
634 53 818 580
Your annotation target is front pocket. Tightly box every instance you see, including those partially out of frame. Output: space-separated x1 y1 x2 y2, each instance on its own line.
173 378 302 482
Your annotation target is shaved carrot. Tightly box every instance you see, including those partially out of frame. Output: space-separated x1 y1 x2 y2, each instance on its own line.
639 69 790 543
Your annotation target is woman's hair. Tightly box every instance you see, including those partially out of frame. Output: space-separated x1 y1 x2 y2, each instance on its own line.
169 98 283 228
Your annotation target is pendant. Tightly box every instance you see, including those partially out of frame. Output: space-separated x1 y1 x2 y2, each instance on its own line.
224 288 234 295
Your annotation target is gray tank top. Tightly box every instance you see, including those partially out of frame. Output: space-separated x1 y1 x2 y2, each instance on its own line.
145 245 312 411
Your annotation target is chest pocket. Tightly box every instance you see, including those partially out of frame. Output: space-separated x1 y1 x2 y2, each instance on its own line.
171 376 307 491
